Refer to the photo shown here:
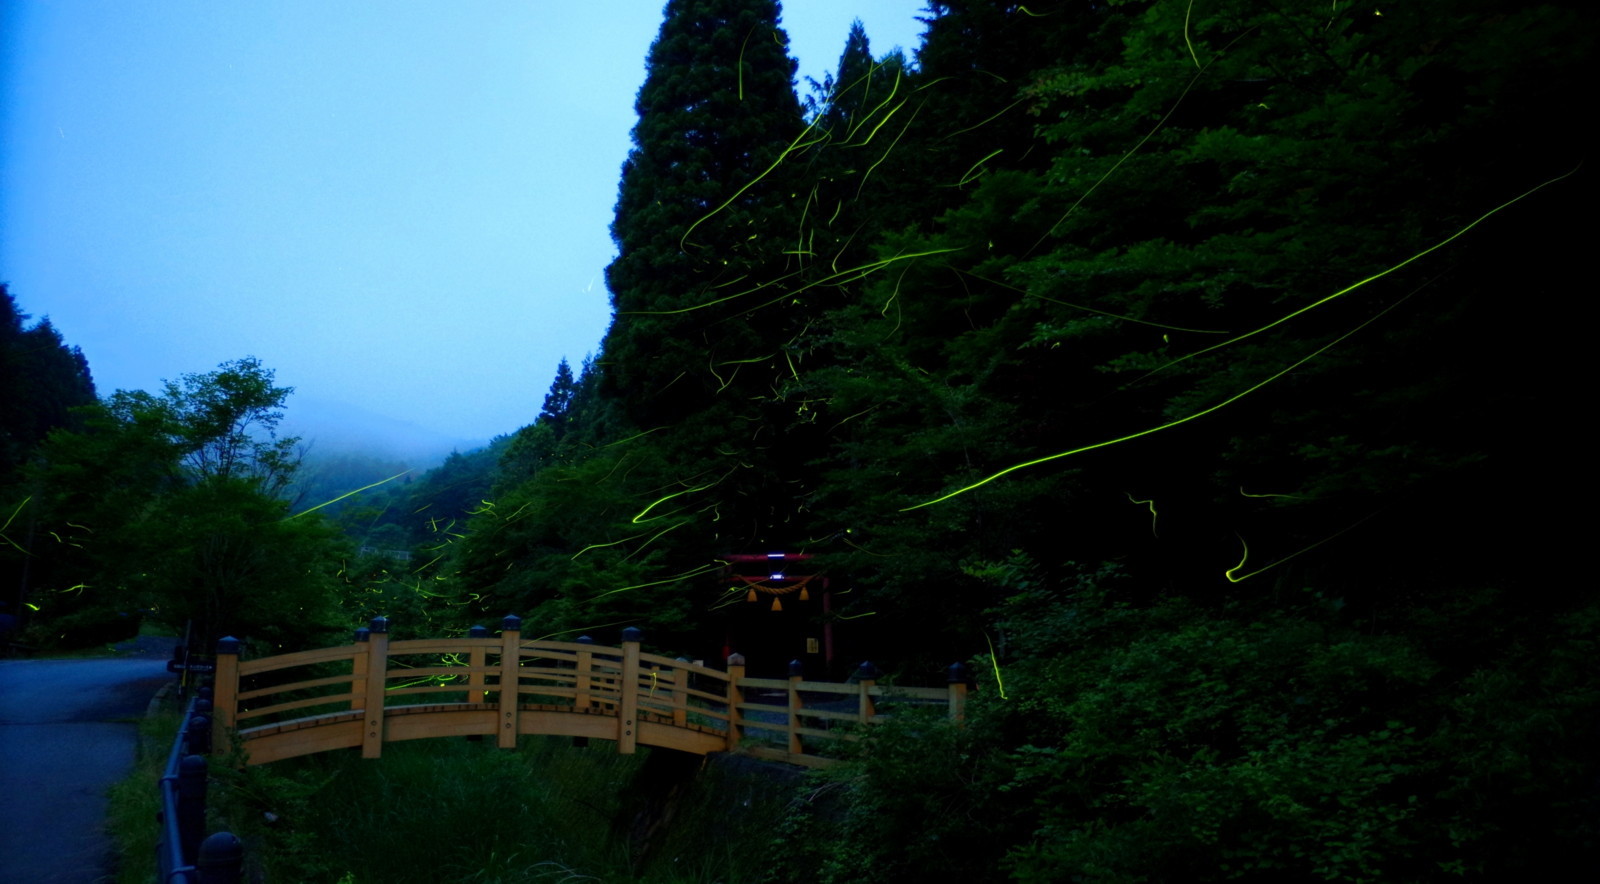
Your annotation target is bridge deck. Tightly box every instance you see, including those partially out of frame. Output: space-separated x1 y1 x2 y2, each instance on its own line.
212 624 967 768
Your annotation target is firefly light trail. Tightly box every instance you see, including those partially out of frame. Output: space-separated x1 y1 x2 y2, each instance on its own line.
902 288 1414 511
1138 168 1579 382
285 470 411 521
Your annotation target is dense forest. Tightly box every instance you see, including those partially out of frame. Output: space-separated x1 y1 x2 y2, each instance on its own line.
4 0 1594 879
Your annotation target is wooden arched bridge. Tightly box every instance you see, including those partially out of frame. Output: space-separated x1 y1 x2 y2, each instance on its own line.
212 616 969 768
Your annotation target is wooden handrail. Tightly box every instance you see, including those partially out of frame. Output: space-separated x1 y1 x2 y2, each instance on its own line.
210 620 970 768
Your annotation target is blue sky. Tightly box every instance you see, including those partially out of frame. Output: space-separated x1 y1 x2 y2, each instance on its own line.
0 1 928 452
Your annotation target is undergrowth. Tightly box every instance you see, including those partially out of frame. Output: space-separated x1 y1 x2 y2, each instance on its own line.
110 727 796 883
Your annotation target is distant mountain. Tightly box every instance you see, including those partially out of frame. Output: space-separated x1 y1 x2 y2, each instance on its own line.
280 396 487 468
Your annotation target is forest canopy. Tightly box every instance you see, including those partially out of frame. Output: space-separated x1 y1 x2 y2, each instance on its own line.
3 1 1592 879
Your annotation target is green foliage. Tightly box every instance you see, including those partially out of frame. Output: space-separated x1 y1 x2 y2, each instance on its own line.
439 1 1594 877
21 358 348 651
105 708 184 884
198 738 793 884
0 284 97 480
764 706 1016 884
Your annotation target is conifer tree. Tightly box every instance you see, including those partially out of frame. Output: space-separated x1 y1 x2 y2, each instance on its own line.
537 358 576 440
602 0 804 424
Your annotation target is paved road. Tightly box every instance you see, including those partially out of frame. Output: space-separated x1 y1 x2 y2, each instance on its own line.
0 647 174 883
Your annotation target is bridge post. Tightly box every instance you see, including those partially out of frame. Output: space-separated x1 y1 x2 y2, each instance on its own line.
211 636 240 755
574 635 595 713
617 626 642 754
725 652 746 752
787 659 805 757
855 661 879 724
349 627 370 713
361 617 390 759
672 657 691 728
947 662 970 723
467 625 489 703
498 615 522 749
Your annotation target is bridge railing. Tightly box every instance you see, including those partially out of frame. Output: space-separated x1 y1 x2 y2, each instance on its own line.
212 616 970 768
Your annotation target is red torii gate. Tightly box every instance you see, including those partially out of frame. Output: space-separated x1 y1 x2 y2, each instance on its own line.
720 552 836 674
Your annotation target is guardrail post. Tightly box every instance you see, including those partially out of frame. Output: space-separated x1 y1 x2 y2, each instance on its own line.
361 617 390 759
617 626 642 754
855 661 878 724
186 700 213 755
349 627 370 712
787 659 805 756
498 615 521 749
725 652 745 752
197 831 244 884
177 754 208 864
468 625 489 703
947 662 970 723
211 637 240 754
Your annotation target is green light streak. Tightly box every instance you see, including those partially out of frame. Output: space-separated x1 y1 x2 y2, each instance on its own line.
1 496 32 555
413 553 445 573
1224 533 1250 583
984 633 1009 700
716 353 776 366
529 620 637 642
1239 486 1306 500
602 426 666 448
592 563 725 600
1127 492 1158 537
680 110 829 252
1225 511 1381 582
571 531 648 561
952 148 1004 187
286 470 411 520
850 96 908 151
630 480 718 524
1141 169 1579 380
903 290 1412 511
839 64 904 145
857 102 921 197
1028 27 1257 255
1184 1 1202 69
958 268 1228 334
619 520 685 563
736 25 754 101
938 97 1024 142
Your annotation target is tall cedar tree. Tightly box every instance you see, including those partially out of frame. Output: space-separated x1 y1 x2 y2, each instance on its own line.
461 2 808 653
600 0 810 559
602 0 804 426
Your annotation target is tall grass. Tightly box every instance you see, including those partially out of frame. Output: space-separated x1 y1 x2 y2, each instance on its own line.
186 736 792 883
108 690 798 883
105 706 184 884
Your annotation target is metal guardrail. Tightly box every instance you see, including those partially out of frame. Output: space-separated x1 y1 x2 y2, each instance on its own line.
156 688 243 884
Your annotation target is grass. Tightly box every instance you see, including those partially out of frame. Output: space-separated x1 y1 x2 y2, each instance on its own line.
109 681 802 883
105 703 184 883
105 733 795 883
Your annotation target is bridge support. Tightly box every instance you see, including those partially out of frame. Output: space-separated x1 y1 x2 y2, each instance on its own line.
211 636 240 752
498 615 521 749
725 652 746 751
361 618 390 758
617 626 642 754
